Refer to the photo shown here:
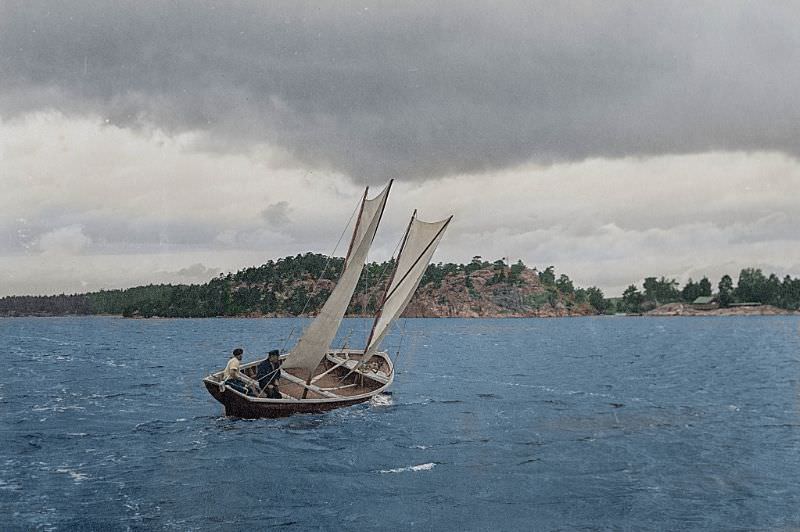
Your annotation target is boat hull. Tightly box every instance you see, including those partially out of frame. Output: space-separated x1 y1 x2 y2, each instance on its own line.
203 350 393 419
203 380 376 418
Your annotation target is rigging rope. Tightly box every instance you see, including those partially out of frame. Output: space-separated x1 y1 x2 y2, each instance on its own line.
355 217 407 344
393 321 422 376
388 316 409 376
280 196 363 353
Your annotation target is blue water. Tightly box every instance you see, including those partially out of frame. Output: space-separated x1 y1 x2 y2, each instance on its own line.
1 316 799 530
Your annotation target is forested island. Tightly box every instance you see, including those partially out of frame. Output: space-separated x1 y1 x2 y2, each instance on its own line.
1 253 799 318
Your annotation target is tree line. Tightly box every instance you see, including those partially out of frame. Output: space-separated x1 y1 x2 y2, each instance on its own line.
0 254 607 317
1 255 798 317
617 268 800 314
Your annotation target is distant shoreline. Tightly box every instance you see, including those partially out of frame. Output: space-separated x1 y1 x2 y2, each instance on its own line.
643 303 799 317
2 306 798 319
4 255 799 319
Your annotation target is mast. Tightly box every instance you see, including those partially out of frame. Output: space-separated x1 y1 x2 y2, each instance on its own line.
364 209 416 351
382 216 452 304
344 187 369 268
282 182 392 381
362 214 452 362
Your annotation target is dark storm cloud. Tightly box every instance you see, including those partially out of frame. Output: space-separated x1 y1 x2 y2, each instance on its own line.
2 1 800 181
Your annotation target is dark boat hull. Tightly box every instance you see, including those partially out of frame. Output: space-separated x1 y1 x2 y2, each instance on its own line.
203 380 375 418
203 350 393 418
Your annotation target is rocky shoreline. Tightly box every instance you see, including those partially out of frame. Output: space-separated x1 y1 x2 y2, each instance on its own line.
645 303 799 317
3 255 799 319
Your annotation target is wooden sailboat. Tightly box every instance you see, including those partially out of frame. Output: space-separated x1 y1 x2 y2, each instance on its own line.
203 182 452 418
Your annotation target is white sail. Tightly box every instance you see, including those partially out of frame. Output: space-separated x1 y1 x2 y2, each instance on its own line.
364 215 451 359
345 185 389 270
282 183 391 379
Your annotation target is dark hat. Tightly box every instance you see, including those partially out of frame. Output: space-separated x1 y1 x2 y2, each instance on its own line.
268 349 280 357
233 348 244 356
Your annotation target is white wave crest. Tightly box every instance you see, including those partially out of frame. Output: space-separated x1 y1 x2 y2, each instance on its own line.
370 394 393 407
56 468 89 482
380 462 436 474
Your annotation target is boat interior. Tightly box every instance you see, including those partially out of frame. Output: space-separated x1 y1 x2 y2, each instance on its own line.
208 350 392 400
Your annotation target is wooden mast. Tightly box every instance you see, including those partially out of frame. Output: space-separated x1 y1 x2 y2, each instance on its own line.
364 208 416 351
301 187 365 399
301 182 393 398
344 186 369 266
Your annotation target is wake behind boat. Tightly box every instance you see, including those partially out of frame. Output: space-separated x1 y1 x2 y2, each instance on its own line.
203 181 451 418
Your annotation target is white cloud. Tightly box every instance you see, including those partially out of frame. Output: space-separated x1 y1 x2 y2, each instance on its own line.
174 263 221 280
1 111 799 297
36 225 91 255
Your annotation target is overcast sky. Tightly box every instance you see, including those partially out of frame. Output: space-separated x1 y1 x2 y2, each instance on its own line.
2 1 799 297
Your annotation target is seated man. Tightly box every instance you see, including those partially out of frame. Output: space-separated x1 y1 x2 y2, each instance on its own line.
223 348 257 394
256 349 282 399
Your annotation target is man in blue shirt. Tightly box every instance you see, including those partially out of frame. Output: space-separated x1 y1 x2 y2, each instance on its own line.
256 349 282 398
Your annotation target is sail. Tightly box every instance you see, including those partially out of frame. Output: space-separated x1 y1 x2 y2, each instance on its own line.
345 182 390 270
282 182 391 379
364 215 451 359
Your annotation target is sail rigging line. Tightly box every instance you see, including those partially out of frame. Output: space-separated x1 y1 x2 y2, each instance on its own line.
386 315 409 376
279 192 364 353
393 324 422 377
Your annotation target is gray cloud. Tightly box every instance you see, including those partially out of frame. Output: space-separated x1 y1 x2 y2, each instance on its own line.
3 2 800 181
261 201 292 228
174 263 220 280
2 214 220 254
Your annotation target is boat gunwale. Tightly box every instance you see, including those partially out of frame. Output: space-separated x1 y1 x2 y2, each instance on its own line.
203 351 393 405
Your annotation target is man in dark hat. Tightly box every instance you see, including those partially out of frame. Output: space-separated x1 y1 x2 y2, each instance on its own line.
256 349 282 398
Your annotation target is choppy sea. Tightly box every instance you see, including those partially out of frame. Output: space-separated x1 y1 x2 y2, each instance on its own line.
1 316 799 530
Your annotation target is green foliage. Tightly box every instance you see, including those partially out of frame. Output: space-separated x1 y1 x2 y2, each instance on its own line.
780 275 800 310
555 274 574 295
538 266 556 286
698 277 712 297
735 268 767 303
525 292 551 309
574 288 588 304
509 260 526 278
546 287 558 307
621 285 643 313
5 254 800 318
643 276 680 304
421 262 462 287
681 279 695 302
486 261 507 285
681 278 703 303
718 274 734 308
465 256 490 274
505 267 523 286
586 286 610 313
734 268 786 306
